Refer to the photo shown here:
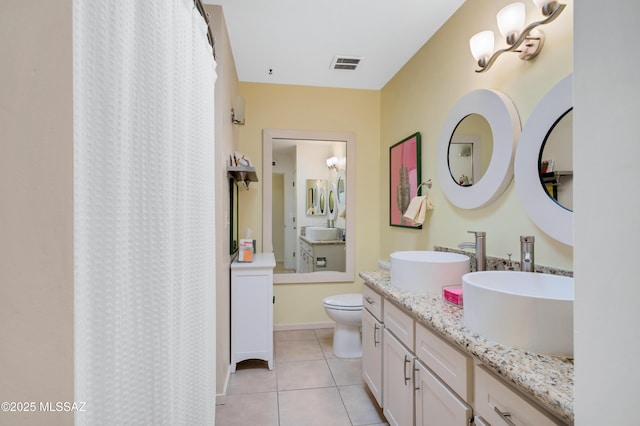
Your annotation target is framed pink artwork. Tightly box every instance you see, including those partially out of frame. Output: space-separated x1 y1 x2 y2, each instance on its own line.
389 132 422 228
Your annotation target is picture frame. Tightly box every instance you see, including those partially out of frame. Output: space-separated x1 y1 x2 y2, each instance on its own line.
390 132 422 228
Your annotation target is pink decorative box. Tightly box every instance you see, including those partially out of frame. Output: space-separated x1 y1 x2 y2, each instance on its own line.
443 285 463 307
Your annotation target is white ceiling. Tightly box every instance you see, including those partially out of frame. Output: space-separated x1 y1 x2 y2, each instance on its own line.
206 0 466 90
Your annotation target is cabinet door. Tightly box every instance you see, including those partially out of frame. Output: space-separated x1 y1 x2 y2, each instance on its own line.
362 308 384 407
415 360 472 426
383 329 415 426
231 271 273 371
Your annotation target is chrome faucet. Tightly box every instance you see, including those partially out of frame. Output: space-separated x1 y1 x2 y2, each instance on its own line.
520 236 535 272
458 231 486 271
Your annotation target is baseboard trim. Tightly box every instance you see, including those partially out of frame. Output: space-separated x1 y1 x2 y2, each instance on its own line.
215 364 232 405
274 322 334 331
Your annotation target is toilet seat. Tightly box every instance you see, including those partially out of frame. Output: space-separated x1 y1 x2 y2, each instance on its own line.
322 294 363 311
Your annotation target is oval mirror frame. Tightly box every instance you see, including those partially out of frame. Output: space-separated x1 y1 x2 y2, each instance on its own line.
515 74 573 246
437 89 520 209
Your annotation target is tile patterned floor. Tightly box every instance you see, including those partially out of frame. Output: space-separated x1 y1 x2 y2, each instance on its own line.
216 328 388 426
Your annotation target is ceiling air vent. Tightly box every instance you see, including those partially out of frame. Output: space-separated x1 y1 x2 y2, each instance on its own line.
330 55 363 71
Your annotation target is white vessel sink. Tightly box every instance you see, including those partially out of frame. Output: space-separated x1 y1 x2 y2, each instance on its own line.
462 271 574 357
306 226 339 241
390 251 470 295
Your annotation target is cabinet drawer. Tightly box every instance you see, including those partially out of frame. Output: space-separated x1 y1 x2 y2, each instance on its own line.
363 284 383 321
383 299 414 351
474 364 565 425
415 323 472 402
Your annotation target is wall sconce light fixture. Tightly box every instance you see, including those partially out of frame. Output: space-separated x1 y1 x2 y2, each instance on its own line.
231 95 245 125
469 0 565 73
326 156 345 171
326 156 339 170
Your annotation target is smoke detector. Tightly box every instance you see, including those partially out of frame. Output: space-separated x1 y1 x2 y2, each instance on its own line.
330 55 363 71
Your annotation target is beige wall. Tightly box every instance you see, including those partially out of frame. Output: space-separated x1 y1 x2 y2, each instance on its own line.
0 1 74 425
380 0 573 270
207 4 240 399
238 83 381 325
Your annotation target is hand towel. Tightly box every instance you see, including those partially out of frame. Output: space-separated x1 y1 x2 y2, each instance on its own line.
403 195 434 225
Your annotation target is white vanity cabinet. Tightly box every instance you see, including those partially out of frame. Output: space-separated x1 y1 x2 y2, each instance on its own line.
230 252 275 372
415 360 472 425
474 364 565 426
362 285 384 406
382 300 416 426
298 237 346 272
414 322 474 425
383 329 416 426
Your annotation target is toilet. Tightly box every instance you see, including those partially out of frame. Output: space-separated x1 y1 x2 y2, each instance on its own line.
322 294 363 358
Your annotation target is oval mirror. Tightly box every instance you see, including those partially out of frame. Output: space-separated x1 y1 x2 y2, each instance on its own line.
515 74 573 246
337 176 345 204
328 187 336 215
539 109 573 211
437 89 520 209
318 187 326 214
448 114 493 187
305 179 327 216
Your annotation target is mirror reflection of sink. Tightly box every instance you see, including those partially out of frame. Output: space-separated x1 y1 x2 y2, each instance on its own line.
390 251 470 295
306 226 339 241
462 271 574 357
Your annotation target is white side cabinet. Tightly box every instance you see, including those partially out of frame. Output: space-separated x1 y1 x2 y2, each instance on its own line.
230 252 275 372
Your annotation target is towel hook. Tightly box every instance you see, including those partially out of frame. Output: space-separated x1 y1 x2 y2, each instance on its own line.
417 179 432 194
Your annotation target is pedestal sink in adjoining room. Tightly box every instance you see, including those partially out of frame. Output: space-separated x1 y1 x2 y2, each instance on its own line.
462 271 574 357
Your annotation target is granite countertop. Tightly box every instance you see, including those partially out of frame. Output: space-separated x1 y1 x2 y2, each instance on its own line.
360 269 574 424
299 236 345 245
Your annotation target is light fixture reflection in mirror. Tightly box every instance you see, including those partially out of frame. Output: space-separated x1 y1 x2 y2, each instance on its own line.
263 129 355 284
448 113 493 187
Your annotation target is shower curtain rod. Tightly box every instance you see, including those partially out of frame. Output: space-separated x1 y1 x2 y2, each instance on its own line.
194 0 216 59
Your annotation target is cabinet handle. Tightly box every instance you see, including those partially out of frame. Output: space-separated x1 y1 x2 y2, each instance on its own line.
414 366 420 391
403 355 412 385
494 406 517 426
373 323 380 347
364 296 375 305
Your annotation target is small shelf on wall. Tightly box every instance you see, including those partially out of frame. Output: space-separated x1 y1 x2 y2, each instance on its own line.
227 166 259 188
541 170 573 186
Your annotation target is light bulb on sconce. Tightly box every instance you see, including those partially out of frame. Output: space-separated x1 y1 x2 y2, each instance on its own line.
497 2 525 45
470 0 566 73
470 31 495 69
326 156 339 170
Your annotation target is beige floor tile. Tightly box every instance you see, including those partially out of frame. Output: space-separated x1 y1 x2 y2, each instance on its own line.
276 359 336 391
279 387 352 426
274 329 318 341
328 358 365 386
275 338 324 362
228 361 277 395
339 384 388 426
314 327 335 339
318 333 336 359
215 392 279 426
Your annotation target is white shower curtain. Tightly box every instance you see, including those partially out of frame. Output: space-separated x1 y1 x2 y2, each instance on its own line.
73 1 216 424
